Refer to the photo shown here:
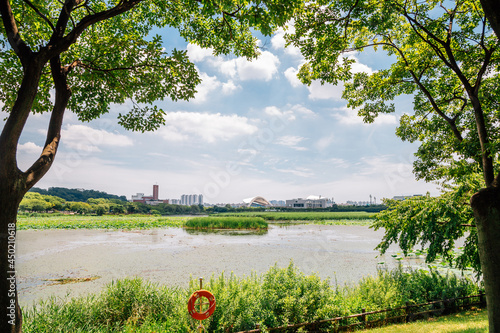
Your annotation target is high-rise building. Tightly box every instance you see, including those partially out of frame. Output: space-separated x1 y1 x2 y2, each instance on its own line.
153 184 159 200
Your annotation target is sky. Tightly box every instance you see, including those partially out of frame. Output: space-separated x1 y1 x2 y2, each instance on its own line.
11 27 440 204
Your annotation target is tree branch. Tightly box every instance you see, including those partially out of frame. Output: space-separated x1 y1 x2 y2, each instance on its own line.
22 0 55 31
47 0 144 59
25 56 70 189
0 0 33 66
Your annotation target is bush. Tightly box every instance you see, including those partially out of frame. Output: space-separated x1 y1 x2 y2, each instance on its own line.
23 263 480 332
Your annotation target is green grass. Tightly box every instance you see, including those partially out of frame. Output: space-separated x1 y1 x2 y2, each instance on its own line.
185 216 268 229
16 215 188 230
363 308 488 333
22 264 482 333
16 212 375 230
218 211 375 222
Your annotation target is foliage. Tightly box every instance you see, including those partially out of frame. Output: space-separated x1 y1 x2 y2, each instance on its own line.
16 215 187 230
373 188 481 275
22 263 481 332
30 187 127 202
288 0 499 184
185 216 268 230
287 0 500 281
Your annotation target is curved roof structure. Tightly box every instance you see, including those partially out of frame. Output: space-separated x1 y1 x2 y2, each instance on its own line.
243 196 271 207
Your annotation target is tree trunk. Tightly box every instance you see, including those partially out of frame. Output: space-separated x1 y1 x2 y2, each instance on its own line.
0 183 24 333
480 0 500 40
471 185 500 333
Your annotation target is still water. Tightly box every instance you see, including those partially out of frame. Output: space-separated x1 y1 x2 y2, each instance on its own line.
16 224 399 306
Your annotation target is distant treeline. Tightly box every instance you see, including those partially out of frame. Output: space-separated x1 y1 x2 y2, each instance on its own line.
30 187 127 202
207 204 386 214
19 192 204 216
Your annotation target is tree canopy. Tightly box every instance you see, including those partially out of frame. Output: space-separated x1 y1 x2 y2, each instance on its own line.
287 0 500 330
0 1 303 331
287 0 499 272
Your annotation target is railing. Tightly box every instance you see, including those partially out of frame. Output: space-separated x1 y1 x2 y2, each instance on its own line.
237 292 486 332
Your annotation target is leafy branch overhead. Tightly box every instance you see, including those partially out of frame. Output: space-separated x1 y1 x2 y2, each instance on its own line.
287 0 499 186
0 0 302 131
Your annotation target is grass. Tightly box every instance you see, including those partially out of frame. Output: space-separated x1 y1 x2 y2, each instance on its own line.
363 308 488 333
22 263 482 333
218 211 375 222
185 216 268 229
16 215 188 230
16 212 376 230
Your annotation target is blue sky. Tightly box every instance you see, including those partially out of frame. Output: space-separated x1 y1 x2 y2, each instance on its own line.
12 27 439 204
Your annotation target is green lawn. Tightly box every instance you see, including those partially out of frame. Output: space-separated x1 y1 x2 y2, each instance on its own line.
363 308 488 333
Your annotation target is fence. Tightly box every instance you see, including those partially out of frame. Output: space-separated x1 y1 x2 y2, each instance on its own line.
237 292 486 332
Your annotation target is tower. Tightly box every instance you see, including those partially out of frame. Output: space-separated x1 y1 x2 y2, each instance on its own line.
153 184 159 200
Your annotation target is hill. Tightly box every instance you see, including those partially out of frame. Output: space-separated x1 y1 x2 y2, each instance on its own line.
30 187 127 202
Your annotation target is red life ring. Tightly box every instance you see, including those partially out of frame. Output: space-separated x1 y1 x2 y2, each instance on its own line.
187 290 216 320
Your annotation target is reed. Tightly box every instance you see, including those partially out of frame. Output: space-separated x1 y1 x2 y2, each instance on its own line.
185 216 268 229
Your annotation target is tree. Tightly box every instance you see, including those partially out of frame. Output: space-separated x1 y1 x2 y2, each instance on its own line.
0 1 301 331
287 0 500 330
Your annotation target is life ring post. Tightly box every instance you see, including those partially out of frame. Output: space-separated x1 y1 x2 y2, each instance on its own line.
187 277 216 326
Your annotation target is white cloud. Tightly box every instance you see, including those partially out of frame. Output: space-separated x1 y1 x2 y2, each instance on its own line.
264 106 295 121
264 104 315 121
193 73 241 102
221 80 241 94
308 81 344 101
186 43 214 62
205 51 280 81
348 54 375 74
332 106 397 125
234 51 280 81
274 167 312 177
315 134 336 151
194 72 221 102
159 112 258 143
270 27 302 57
284 67 303 88
275 135 308 151
289 104 315 118
61 124 133 152
18 142 42 154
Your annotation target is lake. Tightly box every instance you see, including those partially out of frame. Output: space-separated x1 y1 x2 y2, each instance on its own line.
16 224 399 306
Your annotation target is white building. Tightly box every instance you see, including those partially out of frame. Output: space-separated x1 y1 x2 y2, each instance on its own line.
180 194 203 206
286 195 328 209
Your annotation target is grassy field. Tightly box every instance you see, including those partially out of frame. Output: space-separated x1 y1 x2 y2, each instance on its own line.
185 216 267 229
363 308 488 333
16 215 188 230
218 211 376 223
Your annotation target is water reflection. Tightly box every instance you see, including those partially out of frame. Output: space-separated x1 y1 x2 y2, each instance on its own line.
183 228 268 236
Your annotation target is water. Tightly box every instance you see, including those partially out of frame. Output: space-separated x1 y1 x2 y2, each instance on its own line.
16 224 399 306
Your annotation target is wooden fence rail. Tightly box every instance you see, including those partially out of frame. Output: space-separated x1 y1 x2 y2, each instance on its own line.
237 292 486 333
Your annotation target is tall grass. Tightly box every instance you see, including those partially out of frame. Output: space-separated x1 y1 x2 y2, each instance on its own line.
17 215 187 230
185 216 268 229
23 263 481 333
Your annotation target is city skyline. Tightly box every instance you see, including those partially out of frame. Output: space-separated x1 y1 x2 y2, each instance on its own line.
11 27 439 204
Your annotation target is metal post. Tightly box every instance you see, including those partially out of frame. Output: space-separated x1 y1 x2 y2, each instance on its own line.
198 278 204 333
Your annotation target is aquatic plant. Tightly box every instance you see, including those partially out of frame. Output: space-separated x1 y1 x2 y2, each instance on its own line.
185 216 268 230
